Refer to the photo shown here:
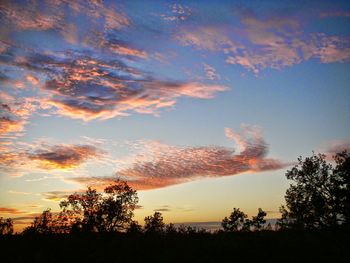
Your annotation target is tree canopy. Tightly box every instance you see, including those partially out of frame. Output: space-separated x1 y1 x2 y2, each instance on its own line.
0 217 13 235
278 151 350 229
221 208 267 232
22 181 138 234
144 212 165 233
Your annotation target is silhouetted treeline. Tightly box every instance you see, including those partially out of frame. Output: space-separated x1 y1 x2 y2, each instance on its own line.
0 150 349 236
0 151 349 262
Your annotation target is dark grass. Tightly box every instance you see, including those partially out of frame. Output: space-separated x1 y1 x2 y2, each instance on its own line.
1 229 349 262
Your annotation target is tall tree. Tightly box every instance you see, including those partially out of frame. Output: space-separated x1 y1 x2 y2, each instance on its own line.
59 180 138 233
333 151 350 225
278 151 350 229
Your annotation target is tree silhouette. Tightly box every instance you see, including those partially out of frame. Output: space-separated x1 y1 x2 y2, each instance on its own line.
0 217 13 235
251 208 267 231
60 181 138 233
126 220 143 234
23 209 54 234
222 208 248 232
144 211 165 233
333 151 350 225
278 151 350 229
165 223 177 235
222 208 267 232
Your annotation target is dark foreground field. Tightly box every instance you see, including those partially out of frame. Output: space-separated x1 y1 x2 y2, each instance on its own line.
1 229 349 263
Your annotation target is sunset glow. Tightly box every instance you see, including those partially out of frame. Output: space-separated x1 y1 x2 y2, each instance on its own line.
0 0 349 232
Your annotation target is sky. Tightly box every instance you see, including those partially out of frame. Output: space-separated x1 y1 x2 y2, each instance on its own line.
0 0 350 232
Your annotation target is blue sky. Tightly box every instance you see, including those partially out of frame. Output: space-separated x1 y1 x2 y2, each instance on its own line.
0 0 349 231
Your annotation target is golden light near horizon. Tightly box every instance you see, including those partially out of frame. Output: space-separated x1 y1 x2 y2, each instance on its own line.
0 0 350 232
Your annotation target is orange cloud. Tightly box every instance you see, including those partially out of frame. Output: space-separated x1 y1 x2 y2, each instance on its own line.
26 75 40 85
27 144 103 170
0 207 25 215
108 44 148 59
42 190 79 202
0 92 42 141
68 125 288 190
0 116 25 135
0 140 105 177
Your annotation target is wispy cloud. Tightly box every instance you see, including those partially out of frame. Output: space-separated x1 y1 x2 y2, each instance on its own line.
176 9 350 74
319 11 350 18
160 4 192 22
320 139 350 159
203 63 220 80
68 125 288 190
8 190 31 195
1 42 226 122
0 0 129 34
42 190 79 202
0 207 26 215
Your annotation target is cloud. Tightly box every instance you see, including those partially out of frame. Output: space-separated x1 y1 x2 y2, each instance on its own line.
27 144 102 170
0 207 25 215
203 63 220 80
0 140 104 176
175 10 350 74
0 92 42 146
1 1 228 124
2 43 226 121
8 190 31 195
68 125 288 190
176 26 241 52
0 0 129 33
322 139 350 158
319 11 350 18
107 44 148 59
154 208 171 212
313 35 350 63
42 190 76 202
0 1 63 31
161 4 192 22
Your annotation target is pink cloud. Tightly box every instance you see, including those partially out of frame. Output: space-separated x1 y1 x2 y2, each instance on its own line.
203 63 220 80
175 11 350 74
176 26 242 52
68 125 288 190
161 4 192 22
322 139 350 159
